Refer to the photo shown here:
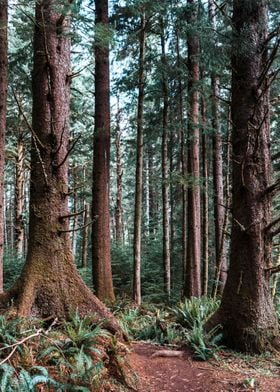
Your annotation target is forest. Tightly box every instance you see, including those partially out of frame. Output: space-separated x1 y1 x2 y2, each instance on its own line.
0 0 279 390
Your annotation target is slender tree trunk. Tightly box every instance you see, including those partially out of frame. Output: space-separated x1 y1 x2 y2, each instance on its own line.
184 0 201 298
15 133 25 257
0 0 8 293
81 202 89 268
161 21 171 298
92 0 115 302
209 0 227 295
206 0 278 353
201 98 209 296
1 1 122 336
175 31 187 288
71 167 78 258
115 101 123 243
148 146 156 237
133 14 146 305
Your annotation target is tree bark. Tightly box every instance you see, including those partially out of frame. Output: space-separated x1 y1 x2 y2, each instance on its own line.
2 1 122 336
209 0 227 296
81 202 89 268
201 98 209 296
92 0 115 303
161 20 171 298
115 100 123 243
15 133 25 257
184 0 201 298
0 0 8 293
133 14 146 306
206 0 279 353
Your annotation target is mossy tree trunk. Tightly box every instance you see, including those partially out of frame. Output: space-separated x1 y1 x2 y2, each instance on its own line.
0 0 8 293
4 0 122 336
206 0 279 353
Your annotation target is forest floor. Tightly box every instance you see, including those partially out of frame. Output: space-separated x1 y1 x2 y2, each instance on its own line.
128 342 280 392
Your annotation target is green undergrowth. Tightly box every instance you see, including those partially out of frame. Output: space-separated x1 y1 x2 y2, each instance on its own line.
114 297 223 360
0 310 133 391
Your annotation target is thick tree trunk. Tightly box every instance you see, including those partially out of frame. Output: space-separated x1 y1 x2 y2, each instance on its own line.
161 21 171 298
206 0 278 353
2 1 122 337
15 134 25 257
92 0 115 303
184 0 201 298
0 0 8 293
133 14 146 305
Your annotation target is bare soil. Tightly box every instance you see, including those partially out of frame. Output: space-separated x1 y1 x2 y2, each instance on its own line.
128 342 280 392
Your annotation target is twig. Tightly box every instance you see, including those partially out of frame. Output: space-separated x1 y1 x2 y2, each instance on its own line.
55 135 81 169
58 219 95 234
59 209 86 220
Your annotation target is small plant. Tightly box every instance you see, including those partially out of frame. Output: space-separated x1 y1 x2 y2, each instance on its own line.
0 364 58 391
172 297 220 329
185 324 223 361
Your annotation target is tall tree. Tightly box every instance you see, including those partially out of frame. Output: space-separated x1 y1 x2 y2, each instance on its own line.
160 19 171 298
133 13 146 305
0 1 121 335
184 0 201 298
92 0 115 302
206 0 279 352
209 0 227 296
0 0 7 293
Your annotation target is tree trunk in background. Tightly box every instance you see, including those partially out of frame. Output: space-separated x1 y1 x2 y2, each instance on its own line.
161 21 171 298
15 133 25 257
115 101 123 243
81 202 89 268
133 14 146 305
206 0 278 352
0 0 7 293
184 0 201 298
201 98 209 296
148 146 156 237
1 1 122 336
92 0 115 302
209 0 227 296
71 166 78 259
176 32 187 288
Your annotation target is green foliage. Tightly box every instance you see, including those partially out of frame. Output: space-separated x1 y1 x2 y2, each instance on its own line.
172 297 220 329
0 364 58 391
185 324 223 361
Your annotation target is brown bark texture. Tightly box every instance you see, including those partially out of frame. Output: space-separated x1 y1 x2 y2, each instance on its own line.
114 102 123 243
184 0 201 298
2 1 122 337
133 14 146 306
206 0 278 352
161 21 171 298
0 0 7 293
92 0 115 303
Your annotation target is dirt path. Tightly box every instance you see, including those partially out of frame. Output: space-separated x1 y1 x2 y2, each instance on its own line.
128 343 280 392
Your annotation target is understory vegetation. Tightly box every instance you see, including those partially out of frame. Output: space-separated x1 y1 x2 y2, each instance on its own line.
0 297 279 390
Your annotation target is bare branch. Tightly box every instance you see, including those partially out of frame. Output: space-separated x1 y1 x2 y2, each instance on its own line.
59 209 86 220
58 219 96 234
55 135 81 169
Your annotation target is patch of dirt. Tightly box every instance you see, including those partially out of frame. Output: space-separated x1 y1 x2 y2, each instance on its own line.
128 342 280 392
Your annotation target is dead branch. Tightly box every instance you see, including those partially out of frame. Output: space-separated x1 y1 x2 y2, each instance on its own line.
263 178 280 197
265 216 280 233
59 209 86 220
266 265 280 275
58 219 96 234
55 135 81 169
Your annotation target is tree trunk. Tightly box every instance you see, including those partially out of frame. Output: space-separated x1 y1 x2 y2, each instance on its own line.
115 101 123 243
133 14 146 305
201 98 209 296
206 0 278 353
161 20 171 298
81 202 89 269
184 0 201 298
0 0 8 293
92 0 115 303
2 1 121 336
209 0 227 296
15 133 25 257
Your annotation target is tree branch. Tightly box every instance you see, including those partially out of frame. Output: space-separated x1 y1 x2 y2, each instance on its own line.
59 209 86 220
55 135 81 169
58 219 95 234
